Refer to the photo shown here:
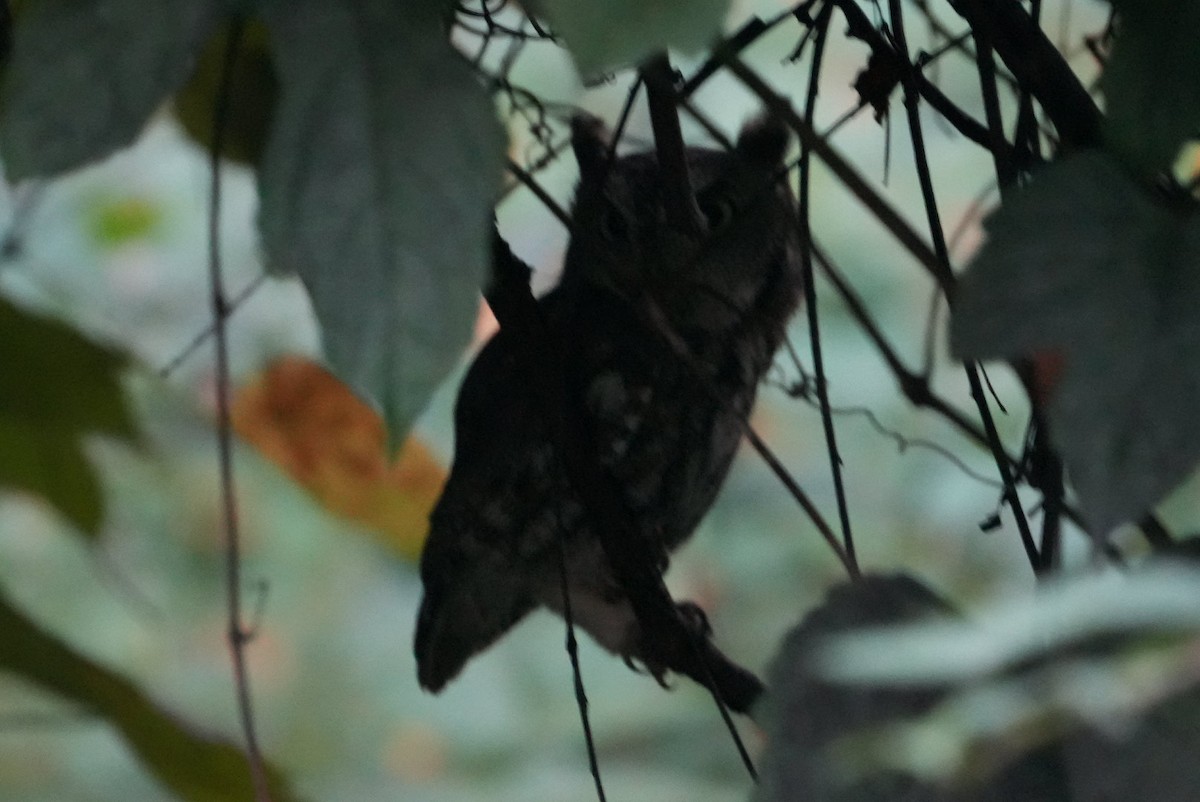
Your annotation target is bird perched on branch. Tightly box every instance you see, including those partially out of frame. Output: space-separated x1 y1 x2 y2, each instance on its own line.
414 113 803 693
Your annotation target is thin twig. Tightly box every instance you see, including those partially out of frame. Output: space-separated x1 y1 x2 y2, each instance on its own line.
505 158 571 225
811 241 986 448
606 75 644 165
684 631 758 780
776 369 1005 488
888 0 1041 576
828 0 1008 155
207 18 272 802
797 2 859 574
745 426 856 574
628 288 857 580
637 71 768 767
722 54 945 290
830 403 1005 489
555 524 607 802
678 14 782 100
158 272 268 378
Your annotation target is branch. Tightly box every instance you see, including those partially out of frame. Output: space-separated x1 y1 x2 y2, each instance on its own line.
947 0 1103 150
641 54 706 237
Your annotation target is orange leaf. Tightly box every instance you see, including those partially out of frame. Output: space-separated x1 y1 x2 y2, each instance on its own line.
232 356 446 562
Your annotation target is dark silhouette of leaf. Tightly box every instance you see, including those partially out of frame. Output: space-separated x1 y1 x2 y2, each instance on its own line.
951 152 1200 535
1102 0 1200 174
258 0 504 452
0 586 302 802
1066 689 1200 802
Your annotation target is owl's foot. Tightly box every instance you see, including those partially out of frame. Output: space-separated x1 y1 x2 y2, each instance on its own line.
624 599 713 687
675 600 712 639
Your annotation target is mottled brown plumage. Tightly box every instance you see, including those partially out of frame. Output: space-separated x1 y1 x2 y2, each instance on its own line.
415 115 803 692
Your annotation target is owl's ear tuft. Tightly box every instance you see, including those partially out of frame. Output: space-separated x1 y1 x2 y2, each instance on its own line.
572 113 612 184
735 115 789 166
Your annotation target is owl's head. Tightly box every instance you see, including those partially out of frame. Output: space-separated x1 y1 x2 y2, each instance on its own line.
564 113 799 333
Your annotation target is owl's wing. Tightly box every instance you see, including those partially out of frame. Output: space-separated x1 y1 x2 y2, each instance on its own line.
414 544 536 692
569 288 748 550
414 328 553 692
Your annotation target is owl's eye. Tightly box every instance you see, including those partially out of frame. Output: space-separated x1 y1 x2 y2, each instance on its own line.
698 194 737 230
599 206 631 243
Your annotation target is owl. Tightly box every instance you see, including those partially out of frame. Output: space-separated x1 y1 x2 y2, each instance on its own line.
414 113 803 693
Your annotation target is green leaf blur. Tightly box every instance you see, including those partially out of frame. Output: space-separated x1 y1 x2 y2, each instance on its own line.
87 195 163 248
0 298 136 536
0 585 302 802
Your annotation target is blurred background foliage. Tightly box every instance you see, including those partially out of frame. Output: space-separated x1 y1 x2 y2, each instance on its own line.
4 1 1200 800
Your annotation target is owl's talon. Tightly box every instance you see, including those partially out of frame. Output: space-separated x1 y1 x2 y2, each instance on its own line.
623 654 672 687
676 600 712 638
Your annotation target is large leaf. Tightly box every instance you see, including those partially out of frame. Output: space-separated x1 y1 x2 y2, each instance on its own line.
528 0 731 76
0 297 136 536
950 152 1200 536
1102 0 1200 174
258 0 504 452
0 586 301 802
0 0 219 179
232 355 446 562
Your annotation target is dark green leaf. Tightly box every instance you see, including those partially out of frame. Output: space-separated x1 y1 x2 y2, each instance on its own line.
1067 689 1200 802
258 0 504 452
0 586 301 802
951 152 1200 535
0 297 137 535
0 0 219 179
528 0 731 76
1102 0 1200 174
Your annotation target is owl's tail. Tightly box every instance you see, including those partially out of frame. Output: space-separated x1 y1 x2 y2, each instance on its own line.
414 573 536 692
